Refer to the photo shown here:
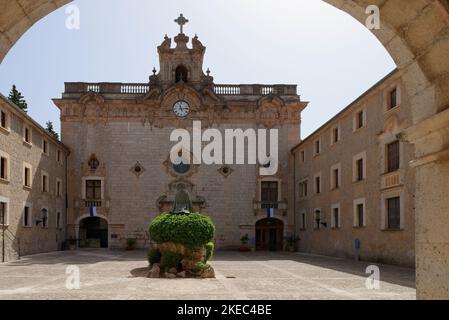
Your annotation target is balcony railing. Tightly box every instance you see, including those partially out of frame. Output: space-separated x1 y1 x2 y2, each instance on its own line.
84 199 102 208
253 201 287 210
64 82 297 96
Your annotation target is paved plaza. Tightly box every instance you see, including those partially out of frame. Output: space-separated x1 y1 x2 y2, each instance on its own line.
0 250 416 300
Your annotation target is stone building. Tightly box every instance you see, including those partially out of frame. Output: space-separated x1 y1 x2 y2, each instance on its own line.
290 69 416 267
0 93 69 262
52 21 308 250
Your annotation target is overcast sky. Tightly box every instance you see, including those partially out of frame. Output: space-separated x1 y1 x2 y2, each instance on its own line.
0 0 395 138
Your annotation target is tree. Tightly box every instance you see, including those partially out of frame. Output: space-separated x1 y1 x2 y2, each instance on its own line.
45 121 59 140
8 85 28 112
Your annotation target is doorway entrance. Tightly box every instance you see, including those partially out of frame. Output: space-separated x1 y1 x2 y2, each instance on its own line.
255 218 284 251
79 217 108 248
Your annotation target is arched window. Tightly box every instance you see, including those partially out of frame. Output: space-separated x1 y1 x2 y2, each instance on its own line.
175 65 188 83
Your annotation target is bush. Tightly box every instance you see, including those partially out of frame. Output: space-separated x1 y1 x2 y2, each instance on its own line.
205 242 214 262
149 213 215 248
147 248 161 265
160 251 182 270
192 261 210 273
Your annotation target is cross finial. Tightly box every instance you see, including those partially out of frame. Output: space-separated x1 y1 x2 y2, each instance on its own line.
174 14 189 34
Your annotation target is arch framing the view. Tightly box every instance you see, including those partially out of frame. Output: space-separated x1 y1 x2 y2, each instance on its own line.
1 0 449 299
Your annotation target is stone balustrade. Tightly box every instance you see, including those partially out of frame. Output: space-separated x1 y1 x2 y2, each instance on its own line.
64 82 298 96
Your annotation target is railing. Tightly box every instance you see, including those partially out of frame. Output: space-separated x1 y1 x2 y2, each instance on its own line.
381 172 402 189
253 201 288 210
64 82 297 96
65 83 149 95
213 84 296 96
84 199 102 208
120 84 150 94
213 85 241 95
261 202 279 209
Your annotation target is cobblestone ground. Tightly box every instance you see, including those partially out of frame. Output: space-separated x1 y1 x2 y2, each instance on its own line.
0 249 416 300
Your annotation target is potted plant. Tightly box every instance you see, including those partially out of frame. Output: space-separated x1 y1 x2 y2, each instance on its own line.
239 234 251 252
285 234 300 252
126 238 137 251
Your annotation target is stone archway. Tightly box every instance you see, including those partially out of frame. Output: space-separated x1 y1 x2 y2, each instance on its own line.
78 216 109 248
2 0 449 299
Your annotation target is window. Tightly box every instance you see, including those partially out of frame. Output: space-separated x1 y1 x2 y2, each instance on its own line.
0 198 8 226
300 211 306 230
0 155 8 180
23 164 32 188
314 209 321 229
387 141 400 172
86 180 102 200
330 164 341 190
356 158 364 181
23 205 32 227
356 204 364 227
300 150 305 163
56 179 62 197
261 181 278 205
314 139 321 155
41 172 49 193
333 169 339 188
357 111 364 128
56 211 62 229
0 110 8 130
331 125 340 144
299 180 308 198
41 209 49 228
24 126 31 144
57 150 62 163
331 205 340 229
353 199 366 228
389 88 398 109
353 152 366 182
315 175 321 194
42 139 48 154
387 197 401 230
353 108 366 131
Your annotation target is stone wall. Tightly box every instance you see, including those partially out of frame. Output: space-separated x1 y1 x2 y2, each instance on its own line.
0 95 68 262
61 119 295 250
291 70 416 267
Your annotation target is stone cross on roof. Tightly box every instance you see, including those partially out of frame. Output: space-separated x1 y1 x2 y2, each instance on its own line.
174 14 189 34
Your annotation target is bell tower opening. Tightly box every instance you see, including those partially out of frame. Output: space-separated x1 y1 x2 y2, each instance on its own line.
175 65 188 83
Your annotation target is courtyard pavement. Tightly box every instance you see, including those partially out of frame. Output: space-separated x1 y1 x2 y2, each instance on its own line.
0 249 416 300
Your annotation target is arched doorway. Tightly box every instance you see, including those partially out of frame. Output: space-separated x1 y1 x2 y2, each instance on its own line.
256 218 284 251
79 217 108 248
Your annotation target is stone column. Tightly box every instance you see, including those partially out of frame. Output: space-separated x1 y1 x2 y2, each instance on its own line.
402 108 449 299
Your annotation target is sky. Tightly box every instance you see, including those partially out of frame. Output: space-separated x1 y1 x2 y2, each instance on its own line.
0 0 395 138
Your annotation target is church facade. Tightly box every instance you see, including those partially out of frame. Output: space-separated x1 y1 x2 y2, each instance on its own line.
52 21 307 250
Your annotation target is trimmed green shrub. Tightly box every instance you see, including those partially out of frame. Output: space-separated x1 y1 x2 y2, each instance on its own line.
205 242 214 262
147 248 161 265
149 213 215 248
192 261 210 273
160 251 182 270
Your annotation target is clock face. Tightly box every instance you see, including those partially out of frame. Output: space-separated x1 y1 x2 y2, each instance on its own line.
173 100 190 118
